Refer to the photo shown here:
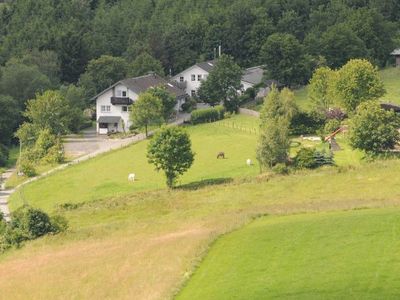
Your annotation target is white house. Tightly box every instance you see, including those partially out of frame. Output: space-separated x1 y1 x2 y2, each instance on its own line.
171 60 265 96
93 73 186 134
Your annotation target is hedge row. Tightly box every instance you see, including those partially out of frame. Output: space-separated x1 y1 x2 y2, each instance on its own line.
191 105 225 124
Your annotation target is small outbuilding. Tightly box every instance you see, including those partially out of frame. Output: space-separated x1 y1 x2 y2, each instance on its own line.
391 49 400 67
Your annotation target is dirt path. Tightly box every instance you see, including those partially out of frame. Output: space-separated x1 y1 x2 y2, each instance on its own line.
0 169 15 221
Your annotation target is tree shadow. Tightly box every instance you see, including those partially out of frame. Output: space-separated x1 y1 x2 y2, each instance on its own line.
178 177 233 191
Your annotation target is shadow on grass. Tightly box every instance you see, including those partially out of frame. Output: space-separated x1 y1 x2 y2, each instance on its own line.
178 177 233 191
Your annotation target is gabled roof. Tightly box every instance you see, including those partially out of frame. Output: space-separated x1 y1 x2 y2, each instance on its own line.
391 49 400 56
241 66 264 85
196 60 217 73
92 73 186 100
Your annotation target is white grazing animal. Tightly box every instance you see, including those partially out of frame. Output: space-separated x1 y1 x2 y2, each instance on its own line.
246 159 252 166
128 173 136 182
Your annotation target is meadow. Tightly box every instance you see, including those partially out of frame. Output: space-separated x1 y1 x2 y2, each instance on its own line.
0 114 396 300
8 115 260 211
1 158 400 299
178 208 400 299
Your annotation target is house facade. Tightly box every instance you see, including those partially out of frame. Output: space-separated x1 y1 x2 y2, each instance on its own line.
171 60 264 96
94 73 186 134
391 49 400 67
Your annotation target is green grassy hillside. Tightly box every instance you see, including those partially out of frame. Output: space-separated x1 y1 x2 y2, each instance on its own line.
1 159 400 299
177 208 400 299
9 115 260 211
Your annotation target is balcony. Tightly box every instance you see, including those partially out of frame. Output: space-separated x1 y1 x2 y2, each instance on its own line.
111 97 133 105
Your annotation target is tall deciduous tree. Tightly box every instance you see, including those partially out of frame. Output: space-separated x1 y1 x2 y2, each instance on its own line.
336 59 385 113
308 66 337 110
0 60 51 108
257 86 293 170
147 126 194 188
130 92 163 137
79 55 129 97
349 101 400 155
198 54 242 112
23 90 75 135
260 33 310 87
0 94 19 146
129 52 164 77
148 87 177 120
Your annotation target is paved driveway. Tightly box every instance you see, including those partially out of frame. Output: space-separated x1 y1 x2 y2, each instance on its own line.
63 127 109 158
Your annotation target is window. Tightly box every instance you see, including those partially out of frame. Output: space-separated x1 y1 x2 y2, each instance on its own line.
122 106 128 112
198 74 202 81
101 105 111 112
191 90 196 97
191 74 196 81
122 91 127 97
180 76 184 82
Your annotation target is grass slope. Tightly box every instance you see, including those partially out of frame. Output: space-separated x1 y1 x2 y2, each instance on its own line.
1 159 400 299
9 115 260 211
177 208 400 299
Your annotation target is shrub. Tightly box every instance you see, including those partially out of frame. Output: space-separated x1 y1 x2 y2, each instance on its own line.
290 111 326 135
43 141 64 164
295 147 334 169
11 207 53 239
50 215 69 233
34 129 58 159
325 107 345 120
295 148 317 169
191 105 225 124
0 144 9 167
272 163 289 175
324 119 341 134
181 98 197 113
19 159 37 177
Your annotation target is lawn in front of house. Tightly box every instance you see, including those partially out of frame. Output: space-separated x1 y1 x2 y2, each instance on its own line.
8 114 260 212
177 207 400 300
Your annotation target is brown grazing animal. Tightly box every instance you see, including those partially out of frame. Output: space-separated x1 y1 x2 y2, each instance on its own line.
217 152 225 159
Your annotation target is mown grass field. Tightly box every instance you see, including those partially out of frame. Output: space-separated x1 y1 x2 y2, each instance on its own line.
1 158 400 299
177 208 400 299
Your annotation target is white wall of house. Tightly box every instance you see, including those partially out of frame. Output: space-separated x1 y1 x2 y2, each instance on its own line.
172 65 210 96
241 80 253 92
96 83 138 133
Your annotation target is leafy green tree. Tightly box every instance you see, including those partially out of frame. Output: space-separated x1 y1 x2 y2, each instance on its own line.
129 52 164 77
79 55 129 97
259 33 310 86
0 94 19 146
198 54 242 111
257 117 290 170
308 66 337 110
19 49 61 87
257 86 293 170
0 59 51 108
148 87 177 120
147 126 194 188
336 59 385 113
130 92 163 137
321 23 367 68
24 90 74 135
349 101 400 155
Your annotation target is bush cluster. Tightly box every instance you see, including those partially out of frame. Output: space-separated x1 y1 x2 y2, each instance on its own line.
290 111 326 135
191 105 225 124
0 206 68 253
294 148 334 169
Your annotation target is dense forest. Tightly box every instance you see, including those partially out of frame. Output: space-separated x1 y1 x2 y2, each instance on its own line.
0 0 399 159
